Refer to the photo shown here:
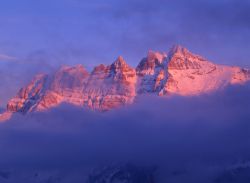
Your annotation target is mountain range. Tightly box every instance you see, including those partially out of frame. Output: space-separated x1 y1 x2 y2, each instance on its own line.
0 45 249 121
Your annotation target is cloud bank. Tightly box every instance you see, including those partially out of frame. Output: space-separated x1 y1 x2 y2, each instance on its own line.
0 83 250 182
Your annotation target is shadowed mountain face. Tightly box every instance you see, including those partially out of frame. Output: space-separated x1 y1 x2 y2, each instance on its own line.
2 45 250 118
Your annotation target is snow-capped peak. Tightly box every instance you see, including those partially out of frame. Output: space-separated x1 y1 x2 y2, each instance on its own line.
169 44 189 56
1 45 249 119
112 56 127 68
147 50 167 64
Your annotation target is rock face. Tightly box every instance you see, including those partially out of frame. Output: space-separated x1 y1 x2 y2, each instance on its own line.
5 56 137 114
2 45 250 117
136 45 250 96
136 50 167 93
7 73 49 113
164 45 249 95
83 56 137 110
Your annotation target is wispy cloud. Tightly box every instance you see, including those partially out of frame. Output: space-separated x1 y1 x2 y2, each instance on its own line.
0 54 16 61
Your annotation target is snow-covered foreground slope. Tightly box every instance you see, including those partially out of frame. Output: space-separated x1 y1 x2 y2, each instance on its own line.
1 45 249 120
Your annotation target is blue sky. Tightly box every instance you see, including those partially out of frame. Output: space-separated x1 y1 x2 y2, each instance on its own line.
0 0 250 105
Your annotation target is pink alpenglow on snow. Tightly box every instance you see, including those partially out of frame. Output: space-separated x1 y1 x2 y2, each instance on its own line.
1 45 249 121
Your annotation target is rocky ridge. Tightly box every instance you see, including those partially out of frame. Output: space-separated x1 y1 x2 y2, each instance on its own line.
1 45 249 121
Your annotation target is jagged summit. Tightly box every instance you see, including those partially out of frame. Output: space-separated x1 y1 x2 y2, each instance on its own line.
115 56 126 65
111 56 131 71
0 45 249 121
168 45 206 61
167 45 209 70
147 50 167 63
136 50 166 76
168 45 189 56
92 64 107 73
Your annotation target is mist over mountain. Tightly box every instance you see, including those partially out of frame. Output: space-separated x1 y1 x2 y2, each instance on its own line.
1 45 249 122
0 83 250 182
0 45 249 183
0 0 250 182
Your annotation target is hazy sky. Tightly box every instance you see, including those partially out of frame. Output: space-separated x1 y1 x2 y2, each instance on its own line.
0 0 250 106
0 0 250 67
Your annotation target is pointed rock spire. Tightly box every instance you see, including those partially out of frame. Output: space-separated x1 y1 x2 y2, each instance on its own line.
111 56 130 70
117 55 125 62
167 45 207 70
168 45 189 56
113 56 127 66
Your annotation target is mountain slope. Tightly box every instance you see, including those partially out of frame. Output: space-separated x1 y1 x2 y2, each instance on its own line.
136 45 249 96
6 56 137 114
1 45 249 119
